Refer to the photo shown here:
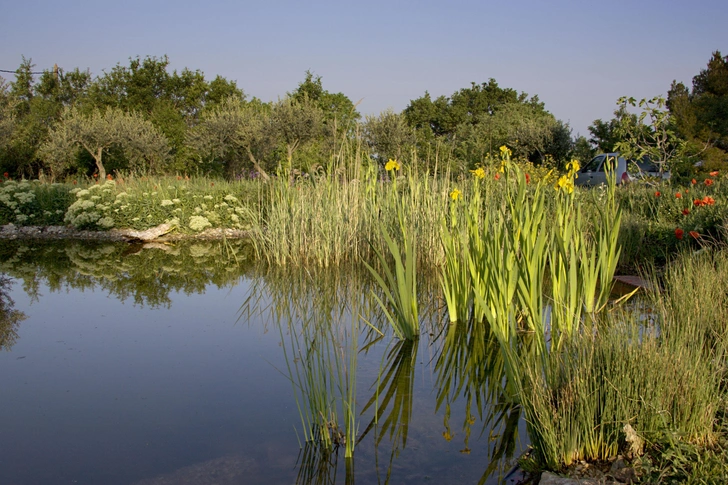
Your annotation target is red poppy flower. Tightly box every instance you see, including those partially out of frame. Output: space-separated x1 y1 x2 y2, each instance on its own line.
694 199 704 207
106 174 113 180
691 179 697 185
682 208 690 216
655 191 661 197
705 178 714 186
3 172 8 178
675 192 682 199
703 196 715 205
675 228 684 240
93 173 98 178
525 173 531 184
494 173 501 181
710 171 719 177
689 231 700 239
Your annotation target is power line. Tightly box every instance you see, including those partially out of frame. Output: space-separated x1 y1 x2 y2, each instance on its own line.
0 69 45 74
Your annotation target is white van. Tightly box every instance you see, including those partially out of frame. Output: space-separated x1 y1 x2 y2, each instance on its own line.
576 153 668 186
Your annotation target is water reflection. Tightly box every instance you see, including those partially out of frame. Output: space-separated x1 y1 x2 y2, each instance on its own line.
434 317 526 483
242 262 527 484
0 274 26 351
0 239 256 307
243 265 369 481
0 240 528 484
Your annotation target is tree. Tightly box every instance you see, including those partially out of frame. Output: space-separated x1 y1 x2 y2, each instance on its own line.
186 97 272 179
572 135 595 164
668 51 728 164
9 57 35 117
588 118 622 152
362 110 416 163
0 78 15 152
613 96 686 174
289 71 360 127
88 56 245 171
403 79 565 169
34 67 91 107
269 97 324 175
40 106 170 180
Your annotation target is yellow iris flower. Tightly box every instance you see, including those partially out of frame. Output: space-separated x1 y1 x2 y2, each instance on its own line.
555 175 574 194
470 167 485 179
385 159 401 171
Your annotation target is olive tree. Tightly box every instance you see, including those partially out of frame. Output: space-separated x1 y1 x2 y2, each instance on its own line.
0 78 15 152
362 109 416 164
40 106 170 180
186 97 272 179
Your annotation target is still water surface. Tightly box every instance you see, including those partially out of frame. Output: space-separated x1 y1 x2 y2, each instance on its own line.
0 240 526 484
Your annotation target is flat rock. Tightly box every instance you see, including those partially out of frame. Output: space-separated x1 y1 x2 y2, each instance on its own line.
613 275 653 290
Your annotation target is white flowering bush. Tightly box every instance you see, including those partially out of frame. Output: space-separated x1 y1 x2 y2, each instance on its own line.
65 181 117 229
1 175 259 234
104 178 256 233
0 180 72 226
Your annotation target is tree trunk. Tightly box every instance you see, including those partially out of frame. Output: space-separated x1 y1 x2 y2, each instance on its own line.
245 146 269 181
94 147 106 181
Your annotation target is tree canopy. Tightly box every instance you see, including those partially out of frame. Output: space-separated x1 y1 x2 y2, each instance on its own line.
403 79 571 169
668 50 728 168
40 106 170 180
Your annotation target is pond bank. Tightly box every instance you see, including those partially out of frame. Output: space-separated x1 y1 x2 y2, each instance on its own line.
0 223 251 242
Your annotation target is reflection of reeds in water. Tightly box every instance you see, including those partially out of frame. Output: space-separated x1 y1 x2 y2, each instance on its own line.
242 266 366 461
359 339 418 453
240 263 449 479
434 317 527 483
295 440 355 485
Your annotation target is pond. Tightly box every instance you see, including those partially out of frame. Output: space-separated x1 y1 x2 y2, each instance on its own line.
0 240 528 485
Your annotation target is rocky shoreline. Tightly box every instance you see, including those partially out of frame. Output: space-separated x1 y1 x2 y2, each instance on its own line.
0 223 251 242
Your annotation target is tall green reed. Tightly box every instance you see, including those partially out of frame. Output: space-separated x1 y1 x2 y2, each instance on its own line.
363 166 420 340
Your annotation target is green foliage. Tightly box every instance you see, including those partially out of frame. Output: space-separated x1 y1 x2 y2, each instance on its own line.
186 96 272 178
587 117 623 153
289 70 360 130
40 106 171 179
0 179 73 225
364 220 420 341
403 79 568 169
668 51 728 172
362 109 416 164
614 95 688 174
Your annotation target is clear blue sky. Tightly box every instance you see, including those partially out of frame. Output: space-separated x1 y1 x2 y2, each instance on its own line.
1 0 725 137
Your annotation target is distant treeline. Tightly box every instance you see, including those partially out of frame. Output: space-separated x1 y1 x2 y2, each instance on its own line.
0 52 725 180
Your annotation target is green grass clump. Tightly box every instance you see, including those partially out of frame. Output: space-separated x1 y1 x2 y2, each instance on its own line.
522 248 728 472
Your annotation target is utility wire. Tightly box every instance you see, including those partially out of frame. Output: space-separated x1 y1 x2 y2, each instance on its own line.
0 69 46 74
